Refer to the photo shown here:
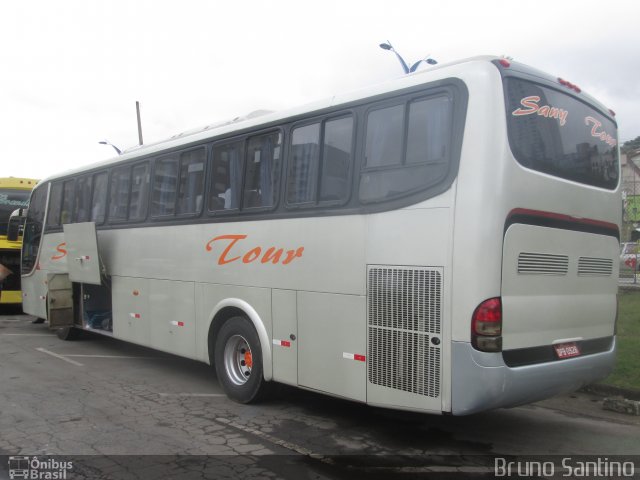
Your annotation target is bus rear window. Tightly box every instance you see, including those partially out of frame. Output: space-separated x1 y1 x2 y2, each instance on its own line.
504 78 619 190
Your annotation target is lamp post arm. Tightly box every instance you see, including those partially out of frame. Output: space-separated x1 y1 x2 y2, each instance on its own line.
409 58 438 73
392 51 410 74
98 141 122 155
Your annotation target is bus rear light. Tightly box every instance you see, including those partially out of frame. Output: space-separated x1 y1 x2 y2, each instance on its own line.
609 109 616 117
499 59 511 68
558 77 581 93
473 335 503 352
472 298 502 335
471 297 503 352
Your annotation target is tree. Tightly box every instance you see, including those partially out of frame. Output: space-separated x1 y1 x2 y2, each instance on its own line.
622 136 640 154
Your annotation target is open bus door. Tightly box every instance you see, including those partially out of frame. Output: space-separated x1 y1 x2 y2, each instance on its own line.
48 223 104 331
47 220 104 331
59 222 112 335
63 222 104 286
47 222 102 331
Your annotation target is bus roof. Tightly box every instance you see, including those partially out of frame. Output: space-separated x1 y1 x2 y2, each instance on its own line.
38 55 614 184
0 177 39 190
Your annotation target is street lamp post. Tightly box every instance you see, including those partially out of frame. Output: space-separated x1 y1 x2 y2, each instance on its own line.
98 140 122 155
379 41 437 74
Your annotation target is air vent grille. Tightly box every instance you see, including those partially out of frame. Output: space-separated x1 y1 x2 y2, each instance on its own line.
518 252 569 275
578 257 613 276
367 266 441 397
368 327 440 397
368 267 441 334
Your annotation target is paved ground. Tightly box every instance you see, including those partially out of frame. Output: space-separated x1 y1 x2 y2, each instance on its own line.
1 313 639 479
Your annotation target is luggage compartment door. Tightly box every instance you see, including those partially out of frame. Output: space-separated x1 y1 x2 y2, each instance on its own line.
297 291 366 402
47 273 74 328
501 224 618 350
63 222 104 286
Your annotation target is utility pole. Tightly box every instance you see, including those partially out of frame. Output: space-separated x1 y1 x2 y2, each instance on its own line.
136 101 144 146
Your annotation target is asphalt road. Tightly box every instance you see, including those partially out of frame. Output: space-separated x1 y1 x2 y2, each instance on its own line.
1 313 638 479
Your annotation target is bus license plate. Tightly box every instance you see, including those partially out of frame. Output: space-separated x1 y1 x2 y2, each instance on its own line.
554 342 581 359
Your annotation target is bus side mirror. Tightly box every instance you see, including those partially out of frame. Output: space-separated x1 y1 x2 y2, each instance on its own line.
7 208 26 242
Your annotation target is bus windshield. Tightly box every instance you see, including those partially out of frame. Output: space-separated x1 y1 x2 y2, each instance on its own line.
504 77 619 190
0 188 30 235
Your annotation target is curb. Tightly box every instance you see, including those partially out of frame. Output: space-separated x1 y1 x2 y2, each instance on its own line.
602 397 640 416
580 384 640 416
580 383 640 401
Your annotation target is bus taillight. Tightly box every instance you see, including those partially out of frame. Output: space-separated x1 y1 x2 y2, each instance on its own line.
471 297 503 352
558 77 581 93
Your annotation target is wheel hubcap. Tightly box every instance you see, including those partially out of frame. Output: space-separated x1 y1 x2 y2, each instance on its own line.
223 334 253 386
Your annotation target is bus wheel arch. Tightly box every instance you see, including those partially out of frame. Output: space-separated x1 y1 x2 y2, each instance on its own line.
206 299 273 383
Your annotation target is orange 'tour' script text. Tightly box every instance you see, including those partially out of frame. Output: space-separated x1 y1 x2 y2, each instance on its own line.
205 235 304 266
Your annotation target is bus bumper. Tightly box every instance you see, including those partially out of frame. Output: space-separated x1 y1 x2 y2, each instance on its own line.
450 338 616 415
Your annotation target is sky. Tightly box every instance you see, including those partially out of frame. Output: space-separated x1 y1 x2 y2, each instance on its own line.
2 0 639 180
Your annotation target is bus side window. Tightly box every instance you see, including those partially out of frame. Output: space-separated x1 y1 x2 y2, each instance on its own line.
364 105 404 168
129 162 150 221
406 97 451 165
209 141 242 212
46 182 63 228
108 165 131 222
359 95 452 203
320 116 352 203
288 123 320 205
243 132 281 209
177 148 205 215
152 156 178 217
60 179 75 225
73 175 92 223
91 172 108 224
287 115 353 207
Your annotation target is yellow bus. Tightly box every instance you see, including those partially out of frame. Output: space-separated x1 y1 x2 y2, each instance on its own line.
0 177 38 306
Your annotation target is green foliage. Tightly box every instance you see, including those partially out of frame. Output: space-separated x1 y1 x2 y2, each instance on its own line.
603 290 640 390
622 136 640 154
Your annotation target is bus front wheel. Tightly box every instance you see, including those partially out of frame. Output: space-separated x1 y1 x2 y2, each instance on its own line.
214 316 268 403
56 326 82 341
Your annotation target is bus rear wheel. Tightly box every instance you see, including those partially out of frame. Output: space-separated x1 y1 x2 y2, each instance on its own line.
214 316 268 403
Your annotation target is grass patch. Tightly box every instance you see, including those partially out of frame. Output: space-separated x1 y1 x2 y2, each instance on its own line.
602 289 640 391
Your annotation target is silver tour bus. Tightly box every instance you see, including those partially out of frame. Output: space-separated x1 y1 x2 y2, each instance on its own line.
20 56 620 415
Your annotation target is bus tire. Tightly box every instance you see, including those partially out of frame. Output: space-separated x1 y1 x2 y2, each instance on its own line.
214 315 269 404
56 326 82 341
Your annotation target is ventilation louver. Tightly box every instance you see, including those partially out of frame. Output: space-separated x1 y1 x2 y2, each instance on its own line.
578 257 613 277
517 252 569 275
367 266 442 398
